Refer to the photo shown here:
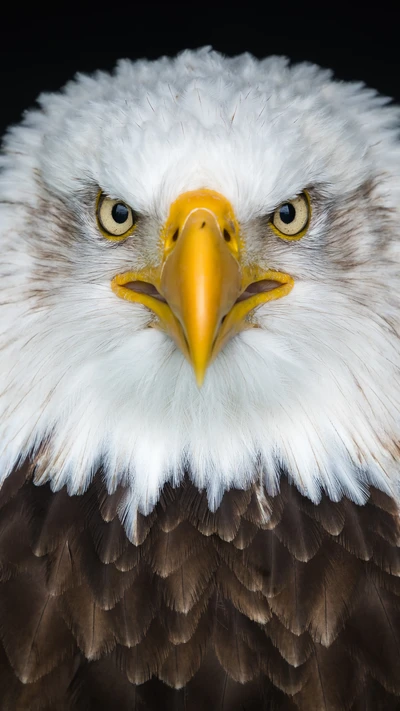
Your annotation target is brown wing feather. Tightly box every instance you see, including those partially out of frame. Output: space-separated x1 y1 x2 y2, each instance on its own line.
161 543 218 613
293 642 363 711
46 537 82 595
161 587 212 644
217 562 272 623
159 614 210 688
0 463 400 710
273 485 323 562
266 614 314 667
370 532 400 575
78 531 138 609
341 578 400 694
337 499 374 560
150 520 207 577
89 514 129 564
214 600 259 683
308 542 363 646
296 491 346 536
121 619 173 684
0 571 77 682
113 568 158 646
59 583 116 660
231 517 258 549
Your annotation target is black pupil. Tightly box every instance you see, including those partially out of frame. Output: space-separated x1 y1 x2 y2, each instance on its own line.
279 203 296 224
112 203 129 224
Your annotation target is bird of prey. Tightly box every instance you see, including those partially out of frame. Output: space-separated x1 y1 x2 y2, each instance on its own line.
0 46 399 710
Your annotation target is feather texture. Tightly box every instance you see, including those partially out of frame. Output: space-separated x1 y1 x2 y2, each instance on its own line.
0 46 399 711
0 464 399 709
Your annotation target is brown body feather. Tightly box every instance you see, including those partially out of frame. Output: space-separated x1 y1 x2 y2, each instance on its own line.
0 462 400 710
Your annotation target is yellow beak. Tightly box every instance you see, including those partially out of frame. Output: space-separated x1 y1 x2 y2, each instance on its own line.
111 189 294 386
160 192 242 385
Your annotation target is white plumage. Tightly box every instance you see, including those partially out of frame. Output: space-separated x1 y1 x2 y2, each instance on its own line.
0 46 399 534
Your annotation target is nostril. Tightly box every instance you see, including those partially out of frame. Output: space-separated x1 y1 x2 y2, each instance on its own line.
172 229 179 242
201 221 206 229
223 229 231 242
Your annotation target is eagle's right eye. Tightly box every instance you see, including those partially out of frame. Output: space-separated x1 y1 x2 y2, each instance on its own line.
96 192 138 240
270 191 311 240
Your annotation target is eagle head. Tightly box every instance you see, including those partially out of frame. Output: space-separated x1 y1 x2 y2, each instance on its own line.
0 48 399 530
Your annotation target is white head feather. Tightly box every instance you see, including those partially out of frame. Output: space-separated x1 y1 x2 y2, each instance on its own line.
0 47 399 533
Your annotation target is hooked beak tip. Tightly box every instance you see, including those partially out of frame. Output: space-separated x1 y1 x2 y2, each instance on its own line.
194 364 207 388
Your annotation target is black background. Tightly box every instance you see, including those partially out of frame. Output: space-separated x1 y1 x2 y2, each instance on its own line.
0 1 399 137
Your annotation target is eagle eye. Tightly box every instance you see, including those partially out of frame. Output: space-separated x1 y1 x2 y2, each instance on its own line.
270 192 310 240
96 192 138 239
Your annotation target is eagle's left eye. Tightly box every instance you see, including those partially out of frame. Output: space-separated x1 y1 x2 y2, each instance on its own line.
270 192 310 240
96 193 138 239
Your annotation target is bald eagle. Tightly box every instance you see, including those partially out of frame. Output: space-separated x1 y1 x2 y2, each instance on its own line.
0 48 399 710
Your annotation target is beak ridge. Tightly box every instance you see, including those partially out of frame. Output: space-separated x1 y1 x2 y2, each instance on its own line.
161 207 241 386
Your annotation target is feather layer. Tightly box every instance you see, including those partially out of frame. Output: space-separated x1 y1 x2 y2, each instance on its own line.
0 464 399 709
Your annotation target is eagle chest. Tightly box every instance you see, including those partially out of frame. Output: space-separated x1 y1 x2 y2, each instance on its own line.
0 467 399 710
